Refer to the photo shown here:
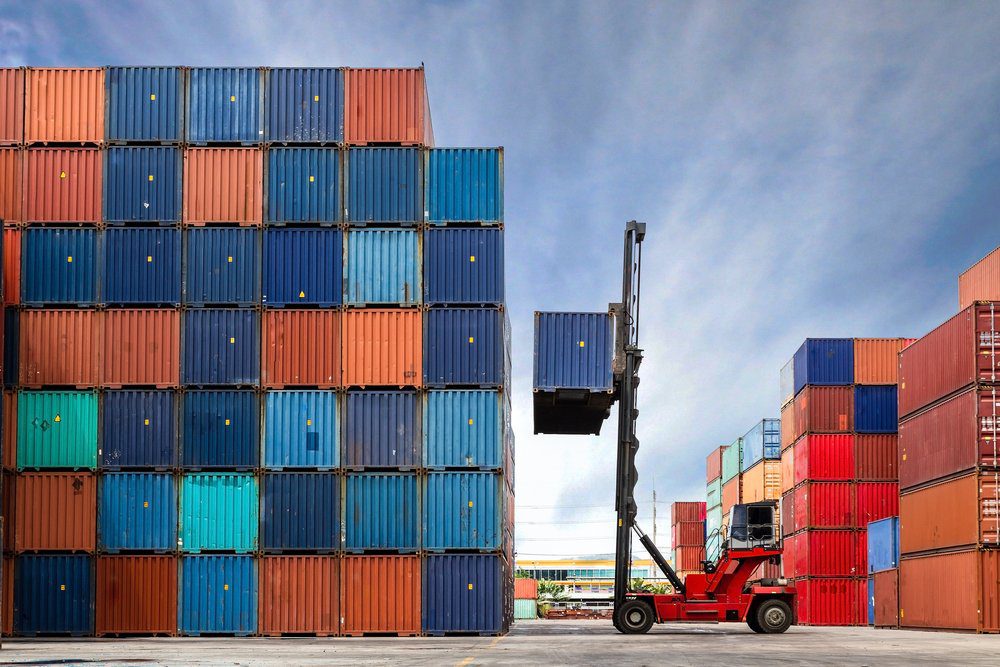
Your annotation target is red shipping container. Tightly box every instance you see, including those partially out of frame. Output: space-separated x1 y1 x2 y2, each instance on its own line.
793 386 853 440
672 521 705 548
899 303 1000 418
26 68 104 144
793 481 854 529
0 68 24 145
24 148 102 223
793 434 854 485
183 148 263 226
873 568 899 628
102 309 180 387
780 400 796 451
780 530 795 577
259 556 340 636
855 482 898 528
514 578 538 600
671 501 706 523
341 309 421 388
781 492 796 537
794 577 866 626
1 471 15 552
787 530 864 578
900 472 998 554
959 246 1000 310
899 549 1000 632
855 434 898 481
3 227 21 305
344 68 434 146
673 546 705 571
0 148 21 225
96 555 177 636
15 472 96 552
262 310 342 388
19 309 101 387
706 446 724 483
341 555 420 636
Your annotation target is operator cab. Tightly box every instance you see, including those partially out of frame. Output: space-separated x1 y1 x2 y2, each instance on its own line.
728 501 779 551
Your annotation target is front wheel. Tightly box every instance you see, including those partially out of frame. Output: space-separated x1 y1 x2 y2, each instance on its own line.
755 599 793 634
616 599 655 634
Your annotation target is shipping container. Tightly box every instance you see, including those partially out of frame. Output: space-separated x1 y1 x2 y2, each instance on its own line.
780 446 794 494
265 147 340 223
179 472 258 552
424 389 500 469
106 66 183 144
959 247 1000 309
423 554 506 635
867 516 900 573
779 356 794 408
2 556 10 636
341 308 421 387
425 148 503 224
15 472 96 552
344 68 433 146
345 229 420 305
343 390 420 468
187 68 262 144
344 472 418 551
872 568 898 627
780 400 796 451
514 599 537 620
721 439 741 484
0 68 23 145
0 148 21 224
721 476 741 513
855 482 898 528
781 492 796 537
182 148 263 225
4 227 20 307
532 312 612 391
262 228 342 306
706 477 722 509
793 481 853 529
182 390 259 469
514 578 538 600
794 577 865 626
423 472 500 551
96 555 177 635
854 386 898 434
792 385 853 439
672 502 707 523
25 68 104 144
899 549 1000 632
261 472 340 551
98 473 176 552
24 148 102 223
103 146 182 223
672 521 704 547
19 309 100 386
3 391 17 470
14 554 93 635
741 460 781 503
21 227 98 304
706 446 724 483
16 390 98 470
102 228 181 304
854 338 912 385
786 530 863 578
263 390 339 469
262 310 341 388
341 555 420 635
672 546 705 571
705 506 723 560
854 434 897 481
867 575 875 625
792 338 854 394
4 308 19 388
899 472 998 553
1 472 14 551
182 309 260 386
259 555 340 636
179 555 257 635
183 227 260 305
102 309 181 387
346 147 421 224
793 434 854 485
265 67 344 144
741 418 780 470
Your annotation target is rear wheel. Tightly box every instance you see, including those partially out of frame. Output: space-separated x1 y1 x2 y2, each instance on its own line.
755 599 793 634
616 600 655 634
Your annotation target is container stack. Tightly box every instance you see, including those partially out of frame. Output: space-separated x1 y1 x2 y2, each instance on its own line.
867 516 899 628
670 501 706 580
720 437 742 535
740 419 782 581
704 446 725 562
513 577 538 620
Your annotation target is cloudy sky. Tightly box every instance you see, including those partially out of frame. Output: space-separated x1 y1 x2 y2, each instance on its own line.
3 1 998 559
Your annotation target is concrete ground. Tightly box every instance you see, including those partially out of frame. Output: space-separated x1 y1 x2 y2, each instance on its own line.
1 620 998 666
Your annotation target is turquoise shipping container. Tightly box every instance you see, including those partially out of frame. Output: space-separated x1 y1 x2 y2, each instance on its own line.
706 478 722 509
705 506 723 562
17 390 98 470
263 390 339 469
179 555 258 635
343 472 418 551
180 473 259 553
514 598 537 620
424 390 501 469
344 229 421 305
423 472 500 551
98 473 176 552
425 148 503 224
721 439 742 484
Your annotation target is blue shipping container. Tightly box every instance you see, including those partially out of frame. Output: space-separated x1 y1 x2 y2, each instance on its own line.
424 390 501 468
262 228 342 306
425 308 506 387
855 385 899 434
102 228 181 304
868 576 875 626
425 148 503 224
265 67 344 144
266 147 340 222
101 390 176 468
867 516 900 573
182 309 260 386
187 67 263 144
344 229 419 305
422 555 503 634
533 312 613 391
4 309 19 389
98 473 176 552
103 146 182 223
263 390 338 469
184 228 260 306
14 555 94 635
423 472 500 550
741 418 781 471
180 473 259 552
179 556 257 635
21 228 98 304
342 390 420 468
261 472 340 551
792 338 854 394
423 228 503 305
182 390 259 469
347 148 421 224
344 473 418 550
106 66 184 143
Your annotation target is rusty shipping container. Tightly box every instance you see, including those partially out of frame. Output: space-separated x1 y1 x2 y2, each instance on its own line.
15 472 96 552
672 521 705 547
102 309 180 387
855 434 898 481
706 446 724 483
4 227 21 305
19 309 100 387
261 310 341 388
854 338 913 385
259 556 340 636
959 246 1000 309
793 481 854 529
341 555 420 636
24 148 102 223
182 148 263 226
872 569 899 628
793 386 853 440
855 482 898 528
900 472 998 554
344 68 434 146
780 446 794 494
25 68 104 144
780 400 796 450
900 549 1000 632
0 148 21 225
342 309 421 388
96 555 177 636
0 68 23 145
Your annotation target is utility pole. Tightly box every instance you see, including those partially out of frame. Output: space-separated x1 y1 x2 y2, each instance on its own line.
652 490 657 552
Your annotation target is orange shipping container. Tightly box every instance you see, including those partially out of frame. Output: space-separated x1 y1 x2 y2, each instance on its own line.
96 555 177 636
24 148 102 223
780 446 794 494
1 472 14 552
0 148 22 224
3 391 16 470
183 148 263 225
780 400 796 451
899 472 998 554
19 309 101 387
25 68 104 144
15 472 96 552
853 338 914 385
262 310 341 388
0 68 24 145
721 476 741 514
259 556 340 636
4 227 21 304
673 545 705 571
514 578 538 600
900 549 1000 632
341 555 420 636
742 459 781 503
103 309 180 387
341 309 421 387
344 68 434 146
959 246 1000 309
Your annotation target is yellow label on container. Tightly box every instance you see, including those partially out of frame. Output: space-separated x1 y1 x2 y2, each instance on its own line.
150 93 156 101
147 256 153 262
299 291 306 298
60 171 66 179
225 419 231 426
307 419 313 426
143 501 149 508
469 255 475 262
468 584 474 590
67 256 73 263
148 174 154 182
468 501 474 507
224 584 229 591
54 415 61 422
60 584 66 591
314 95 320 102
144 418 150 426
230 337 235 344
468 337 474 344
228 256 233 263
230 95 236 102
579 341 585 347
468 418 474 426
309 175 315 183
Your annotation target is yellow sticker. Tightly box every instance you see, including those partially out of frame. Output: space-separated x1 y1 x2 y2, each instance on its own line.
67 256 73 263
469 255 476 262
227 256 233 263
224 584 229 591
468 584 473 590
225 419 231 426
314 95 320 102
579 341 585 348
230 95 236 102
901 454 907 461
54 415 61 422
230 337 236 344
148 174 154 182
143 501 149 508
147 256 153 263
307 419 313 426
309 175 315 183
299 291 306 298
60 584 66 591
468 337 474 344
150 93 156 101
468 418 474 426
468 501 474 507
144 418 150 426
60 171 66 179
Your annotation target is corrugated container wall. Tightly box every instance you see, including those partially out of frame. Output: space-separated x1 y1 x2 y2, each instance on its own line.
347 147 422 224
265 67 344 144
899 550 1000 632
899 473 997 553
706 477 722 508
263 390 339 469
187 67 262 144
179 555 257 635
101 390 176 469
424 389 500 468
959 246 1000 308
672 502 707 523
263 228 342 306
24 148 102 223
779 357 794 407
182 309 260 386
345 229 420 305
532 312 612 391
15 472 96 552
793 386 854 438
794 434 854 484
792 338 854 394
19 309 100 387
0 148 22 224
426 307 507 387
423 555 505 635
266 147 340 223
26 68 104 144
853 385 898 434
344 68 433 146
102 228 181 304
102 309 181 387
344 473 418 550
514 578 538 599
180 473 258 552
182 390 259 469
182 148 263 225
855 434 898 481
16 390 98 470
795 578 865 626
0 68 24 144
261 472 340 551
184 228 260 305
425 148 503 224
741 460 781 503
106 66 183 143
873 569 899 628
259 556 339 636
721 439 741 484
342 309 421 387
343 390 420 468
741 418 780 470
22 228 98 305
868 516 900 573
423 472 500 550
341 555 420 635
96 555 177 636
98 473 176 552
262 310 342 388
854 338 910 385
103 146 181 223
4 227 21 305
424 228 503 305
14 554 94 635
706 446 724 483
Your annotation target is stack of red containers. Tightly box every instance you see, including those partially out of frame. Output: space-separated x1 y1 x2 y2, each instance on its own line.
670 501 706 581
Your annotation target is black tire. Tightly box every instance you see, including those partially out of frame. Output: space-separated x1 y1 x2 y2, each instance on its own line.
746 612 764 633
755 599 793 634
616 599 655 634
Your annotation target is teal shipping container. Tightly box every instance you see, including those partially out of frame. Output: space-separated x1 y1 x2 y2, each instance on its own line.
179 555 257 635
180 473 259 552
98 473 176 552
424 390 501 468
263 390 339 469
721 439 742 484
705 506 723 562
425 148 503 224
514 599 537 620
344 472 418 551
17 390 98 470
423 472 500 551
344 229 421 305
706 478 722 509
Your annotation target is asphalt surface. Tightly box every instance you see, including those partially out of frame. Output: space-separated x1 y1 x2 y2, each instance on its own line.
1 620 998 665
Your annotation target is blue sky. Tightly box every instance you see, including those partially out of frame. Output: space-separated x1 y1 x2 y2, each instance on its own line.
3 1 998 557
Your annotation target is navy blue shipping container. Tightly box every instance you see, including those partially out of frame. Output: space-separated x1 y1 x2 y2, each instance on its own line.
425 308 506 387
98 473 176 552
868 516 900 573
265 67 344 144
344 473 419 551
184 228 260 306
179 556 257 635
4 308 19 388
423 228 503 305
103 146 182 223
422 555 504 635
792 338 854 394
262 228 342 306
855 386 898 434
101 390 176 468
106 66 184 143
182 390 259 469
21 228 98 305
182 309 260 386
533 312 613 391
14 555 94 636
342 391 420 468
187 67 263 144
425 148 503 224
261 472 340 551
266 147 340 223
347 148 421 224
102 228 182 304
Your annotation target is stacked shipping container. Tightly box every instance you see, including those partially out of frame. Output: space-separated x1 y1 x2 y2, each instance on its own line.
670 502 706 580
867 517 899 628
704 446 724 562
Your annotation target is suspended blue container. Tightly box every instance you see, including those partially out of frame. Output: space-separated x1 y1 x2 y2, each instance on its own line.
265 67 344 144
265 147 340 223
14 555 94 636
868 516 900 573
346 148 421 224
101 390 176 468
182 390 259 469
106 66 184 143
343 472 418 551
98 473 176 552
261 472 340 551
262 228 342 306
187 67 263 144
342 390 420 468
533 312 613 391
424 390 501 469
263 390 338 469
103 146 182 224
183 228 260 306
344 228 420 305
422 555 505 635
179 556 257 635
425 148 503 224
182 309 260 386
21 228 98 305
741 418 782 471
4 309 19 389
180 472 259 552
423 472 500 551
855 386 899 434
424 308 506 387
102 227 181 304
423 228 503 305
792 338 854 394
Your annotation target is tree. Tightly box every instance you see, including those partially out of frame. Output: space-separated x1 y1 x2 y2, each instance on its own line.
514 569 532 579
537 579 569 602
630 577 672 595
